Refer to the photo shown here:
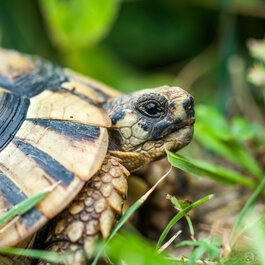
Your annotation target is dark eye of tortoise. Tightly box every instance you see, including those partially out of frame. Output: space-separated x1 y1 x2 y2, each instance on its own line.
135 93 168 118
137 100 164 118
145 102 161 116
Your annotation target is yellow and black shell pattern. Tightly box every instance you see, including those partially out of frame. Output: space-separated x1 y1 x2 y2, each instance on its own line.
0 49 120 247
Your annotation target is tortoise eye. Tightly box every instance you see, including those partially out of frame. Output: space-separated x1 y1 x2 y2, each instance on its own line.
138 100 164 118
136 94 167 118
145 102 160 116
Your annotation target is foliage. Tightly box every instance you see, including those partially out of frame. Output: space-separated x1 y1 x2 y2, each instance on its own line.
195 105 264 179
176 237 222 265
39 0 121 51
106 233 175 265
0 1 264 265
156 194 213 250
167 145 265 264
167 151 256 187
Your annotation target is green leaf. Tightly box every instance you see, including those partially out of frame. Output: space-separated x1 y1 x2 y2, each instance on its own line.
167 151 256 188
211 236 222 249
176 237 221 265
106 233 175 265
195 105 232 141
170 196 192 210
0 191 49 227
188 246 206 265
195 105 264 179
156 194 213 250
39 0 121 50
170 196 194 236
227 141 264 180
231 117 261 140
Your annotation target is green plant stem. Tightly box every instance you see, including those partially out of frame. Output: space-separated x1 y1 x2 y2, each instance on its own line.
186 216 194 238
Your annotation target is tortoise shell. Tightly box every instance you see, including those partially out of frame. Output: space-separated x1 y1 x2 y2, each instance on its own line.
0 49 120 247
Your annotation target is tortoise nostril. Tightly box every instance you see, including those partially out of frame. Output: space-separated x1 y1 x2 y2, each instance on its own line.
182 96 194 117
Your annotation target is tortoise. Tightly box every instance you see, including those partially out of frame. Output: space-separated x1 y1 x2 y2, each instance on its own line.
0 49 195 264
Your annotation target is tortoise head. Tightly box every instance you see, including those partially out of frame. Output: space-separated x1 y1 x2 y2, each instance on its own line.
104 86 195 171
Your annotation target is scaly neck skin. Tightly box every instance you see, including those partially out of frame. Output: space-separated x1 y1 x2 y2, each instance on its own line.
108 149 151 173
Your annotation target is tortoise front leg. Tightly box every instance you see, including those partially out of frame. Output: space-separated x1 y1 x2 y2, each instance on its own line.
37 155 129 264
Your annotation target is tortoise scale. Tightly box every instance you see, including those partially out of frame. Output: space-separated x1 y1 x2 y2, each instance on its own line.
0 49 195 264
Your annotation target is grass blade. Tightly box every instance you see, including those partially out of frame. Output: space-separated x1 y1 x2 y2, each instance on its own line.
158 231 182 254
169 196 194 238
0 248 67 263
231 175 265 243
156 194 213 250
167 150 256 188
0 191 49 227
248 220 265 265
231 214 265 248
0 185 67 263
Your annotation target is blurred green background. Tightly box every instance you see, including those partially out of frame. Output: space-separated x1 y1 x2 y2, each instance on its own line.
1 2 265 263
0 0 264 113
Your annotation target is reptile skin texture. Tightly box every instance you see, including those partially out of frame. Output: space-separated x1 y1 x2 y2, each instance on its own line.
37 155 129 265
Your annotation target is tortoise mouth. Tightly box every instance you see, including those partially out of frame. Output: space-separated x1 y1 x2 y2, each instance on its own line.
164 124 194 144
155 116 195 142
157 121 195 154
138 121 194 156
